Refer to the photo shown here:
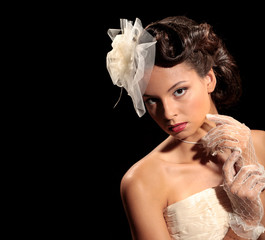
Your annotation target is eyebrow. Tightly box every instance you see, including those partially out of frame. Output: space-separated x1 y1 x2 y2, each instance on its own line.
143 80 187 97
167 81 187 93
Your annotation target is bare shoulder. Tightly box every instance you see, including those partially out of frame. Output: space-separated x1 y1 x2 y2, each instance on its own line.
121 153 166 190
252 130 265 239
251 129 265 150
251 129 265 165
251 129 265 138
120 152 168 207
120 153 171 239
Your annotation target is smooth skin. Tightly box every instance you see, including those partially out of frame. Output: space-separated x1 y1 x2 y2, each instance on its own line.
120 62 265 240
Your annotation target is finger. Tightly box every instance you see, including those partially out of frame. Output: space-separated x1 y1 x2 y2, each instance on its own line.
229 165 265 195
206 114 239 126
236 169 264 187
255 179 265 193
232 165 260 185
201 117 217 133
223 151 242 184
209 138 240 151
202 124 240 143
243 176 265 200
252 176 265 193
201 127 225 143
216 149 233 164
225 168 265 200
204 138 241 158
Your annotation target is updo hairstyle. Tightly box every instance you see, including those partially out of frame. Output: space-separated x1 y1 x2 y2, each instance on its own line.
145 16 242 109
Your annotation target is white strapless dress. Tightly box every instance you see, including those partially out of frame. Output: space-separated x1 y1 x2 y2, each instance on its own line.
163 185 233 240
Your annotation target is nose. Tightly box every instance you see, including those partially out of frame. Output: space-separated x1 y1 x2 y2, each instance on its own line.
162 98 178 120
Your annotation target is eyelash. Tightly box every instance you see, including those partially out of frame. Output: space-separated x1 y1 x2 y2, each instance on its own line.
145 87 187 105
173 87 187 97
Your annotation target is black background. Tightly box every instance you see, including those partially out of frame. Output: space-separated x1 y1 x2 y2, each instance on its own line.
71 2 265 239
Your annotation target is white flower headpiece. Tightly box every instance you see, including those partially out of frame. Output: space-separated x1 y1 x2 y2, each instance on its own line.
106 18 156 117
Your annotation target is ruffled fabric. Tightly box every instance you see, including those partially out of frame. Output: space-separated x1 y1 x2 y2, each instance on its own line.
229 213 265 239
106 18 156 117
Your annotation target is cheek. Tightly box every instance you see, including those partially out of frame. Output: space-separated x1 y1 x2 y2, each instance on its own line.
182 89 211 120
146 107 161 125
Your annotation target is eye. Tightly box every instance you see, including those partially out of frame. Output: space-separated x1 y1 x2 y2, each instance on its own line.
173 87 187 97
145 98 158 105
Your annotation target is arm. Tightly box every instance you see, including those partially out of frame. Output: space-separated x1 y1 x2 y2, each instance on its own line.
120 174 171 240
202 115 265 239
224 130 265 240
224 228 252 240
223 130 265 240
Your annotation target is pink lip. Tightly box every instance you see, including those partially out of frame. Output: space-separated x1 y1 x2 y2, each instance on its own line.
169 122 187 133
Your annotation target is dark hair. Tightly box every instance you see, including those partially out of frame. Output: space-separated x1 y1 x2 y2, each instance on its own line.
145 16 242 109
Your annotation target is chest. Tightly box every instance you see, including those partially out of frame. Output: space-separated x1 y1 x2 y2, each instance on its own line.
166 162 224 206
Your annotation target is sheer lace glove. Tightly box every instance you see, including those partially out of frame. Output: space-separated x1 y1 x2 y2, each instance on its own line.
201 114 265 239
223 151 265 239
202 114 257 166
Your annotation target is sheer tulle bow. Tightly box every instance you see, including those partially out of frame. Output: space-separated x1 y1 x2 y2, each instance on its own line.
106 18 156 117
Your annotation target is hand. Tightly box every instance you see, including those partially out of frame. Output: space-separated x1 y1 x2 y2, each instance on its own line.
201 114 265 239
201 114 257 167
223 151 265 239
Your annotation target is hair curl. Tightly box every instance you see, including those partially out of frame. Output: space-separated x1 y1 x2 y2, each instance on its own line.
145 16 242 109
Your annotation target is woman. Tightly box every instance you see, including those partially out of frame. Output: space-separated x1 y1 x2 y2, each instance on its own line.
106 16 265 239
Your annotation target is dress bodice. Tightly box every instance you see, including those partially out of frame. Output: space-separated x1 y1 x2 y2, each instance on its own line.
163 185 232 240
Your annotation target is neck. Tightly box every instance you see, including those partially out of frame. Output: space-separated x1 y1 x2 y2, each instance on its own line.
178 138 202 144
209 100 218 115
164 135 214 165
159 136 198 164
164 105 218 163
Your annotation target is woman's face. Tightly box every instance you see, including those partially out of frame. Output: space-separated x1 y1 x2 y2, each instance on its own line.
143 62 216 142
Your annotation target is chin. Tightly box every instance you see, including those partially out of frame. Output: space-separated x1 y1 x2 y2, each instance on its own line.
173 127 201 142
170 130 192 140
